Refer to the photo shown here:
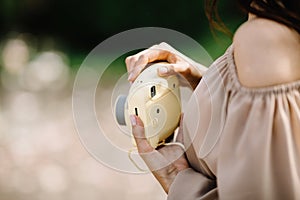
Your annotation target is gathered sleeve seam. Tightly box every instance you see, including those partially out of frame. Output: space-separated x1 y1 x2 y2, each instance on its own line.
225 45 300 95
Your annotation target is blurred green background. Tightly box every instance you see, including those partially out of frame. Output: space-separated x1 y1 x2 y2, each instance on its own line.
0 1 246 200
0 0 246 64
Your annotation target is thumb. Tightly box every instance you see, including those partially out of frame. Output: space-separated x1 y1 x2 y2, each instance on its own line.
157 62 190 77
157 65 177 78
130 115 154 153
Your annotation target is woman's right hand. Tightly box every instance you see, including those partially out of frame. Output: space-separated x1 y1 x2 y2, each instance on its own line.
125 42 207 90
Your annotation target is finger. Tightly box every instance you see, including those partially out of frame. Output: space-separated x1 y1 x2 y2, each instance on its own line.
170 62 190 73
157 64 176 77
130 115 154 153
130 115 170 171
125 48 151 72
127 49 170 82
157 61 191 76
125 55 137 73
154 42 206 77
154 42 178 55
156 62 186 77
156 63 191 87
127 56 149 82
125 48 149 73
176 114 185 143
140 150 170 172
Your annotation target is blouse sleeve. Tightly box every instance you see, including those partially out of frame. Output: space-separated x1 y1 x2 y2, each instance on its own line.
167 44 300 199
215 45 300 199
167 168 217 200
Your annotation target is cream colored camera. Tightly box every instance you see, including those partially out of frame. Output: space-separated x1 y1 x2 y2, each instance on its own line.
115 63 181 148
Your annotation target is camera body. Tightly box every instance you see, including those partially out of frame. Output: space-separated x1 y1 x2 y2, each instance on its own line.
115 63 181 148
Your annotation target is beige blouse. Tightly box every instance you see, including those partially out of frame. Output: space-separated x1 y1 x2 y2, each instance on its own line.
167 45 300 200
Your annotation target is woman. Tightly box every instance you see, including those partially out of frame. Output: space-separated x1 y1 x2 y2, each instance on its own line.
126 0 300 199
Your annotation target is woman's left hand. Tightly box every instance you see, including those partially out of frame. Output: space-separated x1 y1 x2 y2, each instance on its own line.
130 114 189 193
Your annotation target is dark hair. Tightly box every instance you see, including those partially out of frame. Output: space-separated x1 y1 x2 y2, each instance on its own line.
205 0 300 34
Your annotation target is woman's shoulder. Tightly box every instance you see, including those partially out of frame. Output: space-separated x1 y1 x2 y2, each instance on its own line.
232 17 300 88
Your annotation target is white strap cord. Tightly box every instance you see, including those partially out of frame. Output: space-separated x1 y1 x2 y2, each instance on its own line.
128 148 148 172
128 132 186 172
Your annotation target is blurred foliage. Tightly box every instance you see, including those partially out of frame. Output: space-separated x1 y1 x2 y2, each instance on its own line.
0 0 247 67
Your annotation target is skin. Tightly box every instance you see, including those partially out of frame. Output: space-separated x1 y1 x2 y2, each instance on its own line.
126 13 300 194
130 115 189 193
125 42 207 90
234 14 300 88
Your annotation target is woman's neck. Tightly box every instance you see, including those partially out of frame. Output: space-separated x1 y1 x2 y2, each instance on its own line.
248 13 256 21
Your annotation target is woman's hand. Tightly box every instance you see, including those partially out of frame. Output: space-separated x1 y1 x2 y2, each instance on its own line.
130 114 189 193
125 42 207 90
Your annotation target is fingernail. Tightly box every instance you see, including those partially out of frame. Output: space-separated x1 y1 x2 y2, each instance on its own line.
128 73 133 81
130 115 137 126
158 66 169 74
